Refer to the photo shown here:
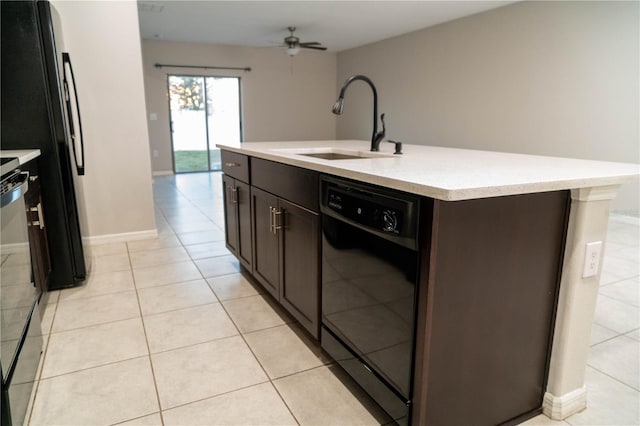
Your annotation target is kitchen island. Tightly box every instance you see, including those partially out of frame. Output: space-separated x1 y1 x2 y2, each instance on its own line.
218 140 638 425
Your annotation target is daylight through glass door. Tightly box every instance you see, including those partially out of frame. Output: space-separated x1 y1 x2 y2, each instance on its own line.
168 75 241 173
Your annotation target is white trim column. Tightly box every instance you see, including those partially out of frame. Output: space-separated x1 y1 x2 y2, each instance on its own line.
543 185 621 419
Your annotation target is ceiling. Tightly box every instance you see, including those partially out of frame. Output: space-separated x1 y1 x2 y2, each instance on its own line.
137 1 516 52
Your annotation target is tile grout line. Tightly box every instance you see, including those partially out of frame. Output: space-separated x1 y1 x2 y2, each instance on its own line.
130 297 298 355
585 364 640 393
128 218 168 426
589 332 639 348
159 380 272 415
35 355 150 382
594 292 640 310
25 298 59 425
176 187 307 424
145 333 240 356
45 312 137 335
598 273 640 287
268 361 337 382
214 295 303 426
141 300 223 320
44 314 141 337
109 412 162 426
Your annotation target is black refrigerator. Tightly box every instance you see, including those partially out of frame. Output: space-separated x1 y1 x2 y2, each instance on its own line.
1 0 91 290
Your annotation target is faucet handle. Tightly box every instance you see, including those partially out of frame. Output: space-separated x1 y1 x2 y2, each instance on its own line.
371 114 386 152
388 140 403 155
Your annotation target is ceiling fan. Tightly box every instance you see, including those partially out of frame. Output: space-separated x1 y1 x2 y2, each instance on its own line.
282 26 327 56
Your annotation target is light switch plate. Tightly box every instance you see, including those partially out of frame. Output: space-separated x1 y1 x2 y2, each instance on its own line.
583 241 602 278
149 113 158 121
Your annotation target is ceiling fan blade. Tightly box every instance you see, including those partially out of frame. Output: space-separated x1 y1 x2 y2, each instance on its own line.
301 45 327 51
299 42 321 46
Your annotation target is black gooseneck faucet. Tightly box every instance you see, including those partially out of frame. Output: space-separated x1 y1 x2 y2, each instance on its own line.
332 75 385 152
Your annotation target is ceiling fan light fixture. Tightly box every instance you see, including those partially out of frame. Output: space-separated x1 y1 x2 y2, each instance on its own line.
281 26 326 57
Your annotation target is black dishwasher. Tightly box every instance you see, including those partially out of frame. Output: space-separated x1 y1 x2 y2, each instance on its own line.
320 175 421 425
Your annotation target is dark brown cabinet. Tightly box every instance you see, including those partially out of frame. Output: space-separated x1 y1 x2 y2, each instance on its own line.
412 192 569 425
222 175 252 270
278 198 319 337
23 162 51 298
251 187 279 296
251 186 320 338
221 151 321 339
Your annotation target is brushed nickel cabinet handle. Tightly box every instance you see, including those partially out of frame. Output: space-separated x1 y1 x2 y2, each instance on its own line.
225 162 240 167
274 209 285 232
30 203 45 229
269 206 277 234
269 206 273 234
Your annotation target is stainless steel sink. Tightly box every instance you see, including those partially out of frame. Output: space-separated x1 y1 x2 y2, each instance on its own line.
270 148 393 160
300 152 370 160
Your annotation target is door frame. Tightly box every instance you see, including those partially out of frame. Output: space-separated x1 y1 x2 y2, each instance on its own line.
166 73 244 174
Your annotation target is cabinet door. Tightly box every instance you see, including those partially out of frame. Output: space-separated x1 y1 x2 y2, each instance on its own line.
24 174 50 295
279 199 320 338
222 175 239 256
251 187 279 299
235 180 252 270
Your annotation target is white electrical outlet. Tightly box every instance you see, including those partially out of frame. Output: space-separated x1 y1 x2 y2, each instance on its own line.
582 241 602 278
149 113 158 121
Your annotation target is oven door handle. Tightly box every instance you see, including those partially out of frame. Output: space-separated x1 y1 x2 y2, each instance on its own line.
0 171 29 208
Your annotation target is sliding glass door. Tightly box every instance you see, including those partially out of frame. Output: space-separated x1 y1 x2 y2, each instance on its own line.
168 75 242 173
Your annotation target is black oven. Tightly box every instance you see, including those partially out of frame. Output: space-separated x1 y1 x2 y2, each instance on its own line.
1 160 43 426
320 175 421 425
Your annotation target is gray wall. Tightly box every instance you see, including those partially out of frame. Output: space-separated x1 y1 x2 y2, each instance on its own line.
52 0 156 239
142 40 337 173
336 1 639 214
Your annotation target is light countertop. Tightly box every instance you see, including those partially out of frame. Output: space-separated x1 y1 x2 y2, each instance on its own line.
0 149 41 165
217 140 639 201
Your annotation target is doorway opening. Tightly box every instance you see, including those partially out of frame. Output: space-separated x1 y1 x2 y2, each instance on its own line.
168 75 242 173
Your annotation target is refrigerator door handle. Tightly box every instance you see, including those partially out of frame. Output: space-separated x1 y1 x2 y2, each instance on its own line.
62 52 85 176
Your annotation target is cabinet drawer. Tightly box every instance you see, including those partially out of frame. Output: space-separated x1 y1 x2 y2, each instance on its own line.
251 158 319 212
221 150 249 183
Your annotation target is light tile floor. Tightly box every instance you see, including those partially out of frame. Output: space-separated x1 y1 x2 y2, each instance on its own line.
28 172 639 425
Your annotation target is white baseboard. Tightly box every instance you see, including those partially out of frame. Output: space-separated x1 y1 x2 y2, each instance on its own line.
542 387 587 420
85 229 158 246
152 170 174 176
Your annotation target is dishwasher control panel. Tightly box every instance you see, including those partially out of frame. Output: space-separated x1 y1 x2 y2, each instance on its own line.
321 175 420 250
327 190 403 235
